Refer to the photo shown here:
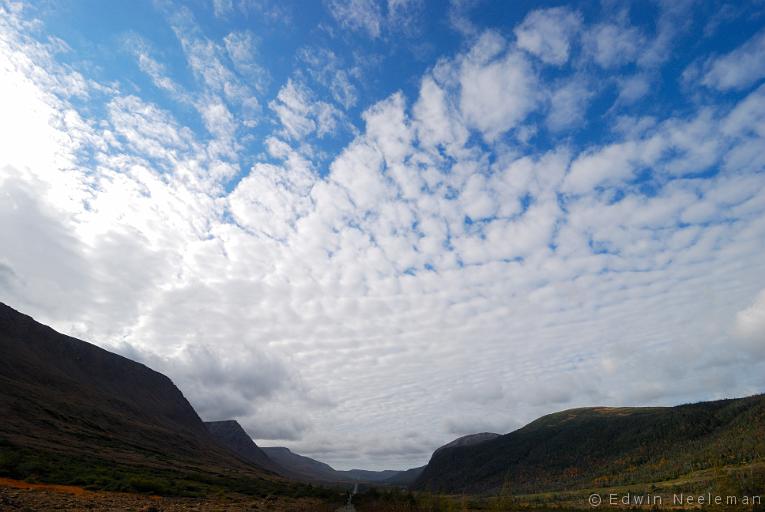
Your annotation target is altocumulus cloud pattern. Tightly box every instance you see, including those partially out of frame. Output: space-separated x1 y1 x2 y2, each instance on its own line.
1 0 764 470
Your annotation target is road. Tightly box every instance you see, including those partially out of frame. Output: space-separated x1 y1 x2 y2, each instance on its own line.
335 482 358 512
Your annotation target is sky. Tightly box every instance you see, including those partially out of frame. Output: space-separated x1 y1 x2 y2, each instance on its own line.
1 0 765 471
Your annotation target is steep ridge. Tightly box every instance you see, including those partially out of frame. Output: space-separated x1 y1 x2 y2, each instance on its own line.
0 302 278 493
412 394 765 494
204 420 283 474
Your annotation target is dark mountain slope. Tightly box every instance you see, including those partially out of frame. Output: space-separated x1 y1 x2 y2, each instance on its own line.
0 302 283 494
204 420 282 474
413 394 765 494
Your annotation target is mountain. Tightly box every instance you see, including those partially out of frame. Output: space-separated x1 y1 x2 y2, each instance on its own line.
0 302 281 495
367 434 497 488
261 446 342 482
204 420 282 474
335 469 400 482
381 465 425 486
412 394 765 494
260 447 410 484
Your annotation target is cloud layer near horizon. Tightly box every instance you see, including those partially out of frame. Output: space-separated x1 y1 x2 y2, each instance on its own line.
1 0 765 470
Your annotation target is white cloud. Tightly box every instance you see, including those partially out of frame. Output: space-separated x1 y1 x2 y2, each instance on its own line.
326 0 422 39
108 95 197 160
363 92 412 163
583 23 645 68
386 0 423 35
164 5 261 141
269 79 348 141
212 0 234 18
701 29 765 91
413 75 468 151
444 415 518 437
547 76 592 131
228 141 316 240
563 107 734 195
514 7 582 65
616 73 651 104
447 0 479 37
299 47 360 109
224 31 269 94
327 0 384 38
125 36 187 98
199 98 239 159
270 80 316 139
635 1 691 70
734 289 765 346
563 141 641 194
459 33 539 141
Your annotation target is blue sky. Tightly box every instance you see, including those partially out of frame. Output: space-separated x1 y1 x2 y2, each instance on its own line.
1 0 765 470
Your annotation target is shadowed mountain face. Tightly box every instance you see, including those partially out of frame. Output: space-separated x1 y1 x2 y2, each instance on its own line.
261 447 341 482
412 395 765 494
0 302 276 490
204 420 282 474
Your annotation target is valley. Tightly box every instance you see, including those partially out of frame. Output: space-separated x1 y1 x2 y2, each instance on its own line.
1 302 763 511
